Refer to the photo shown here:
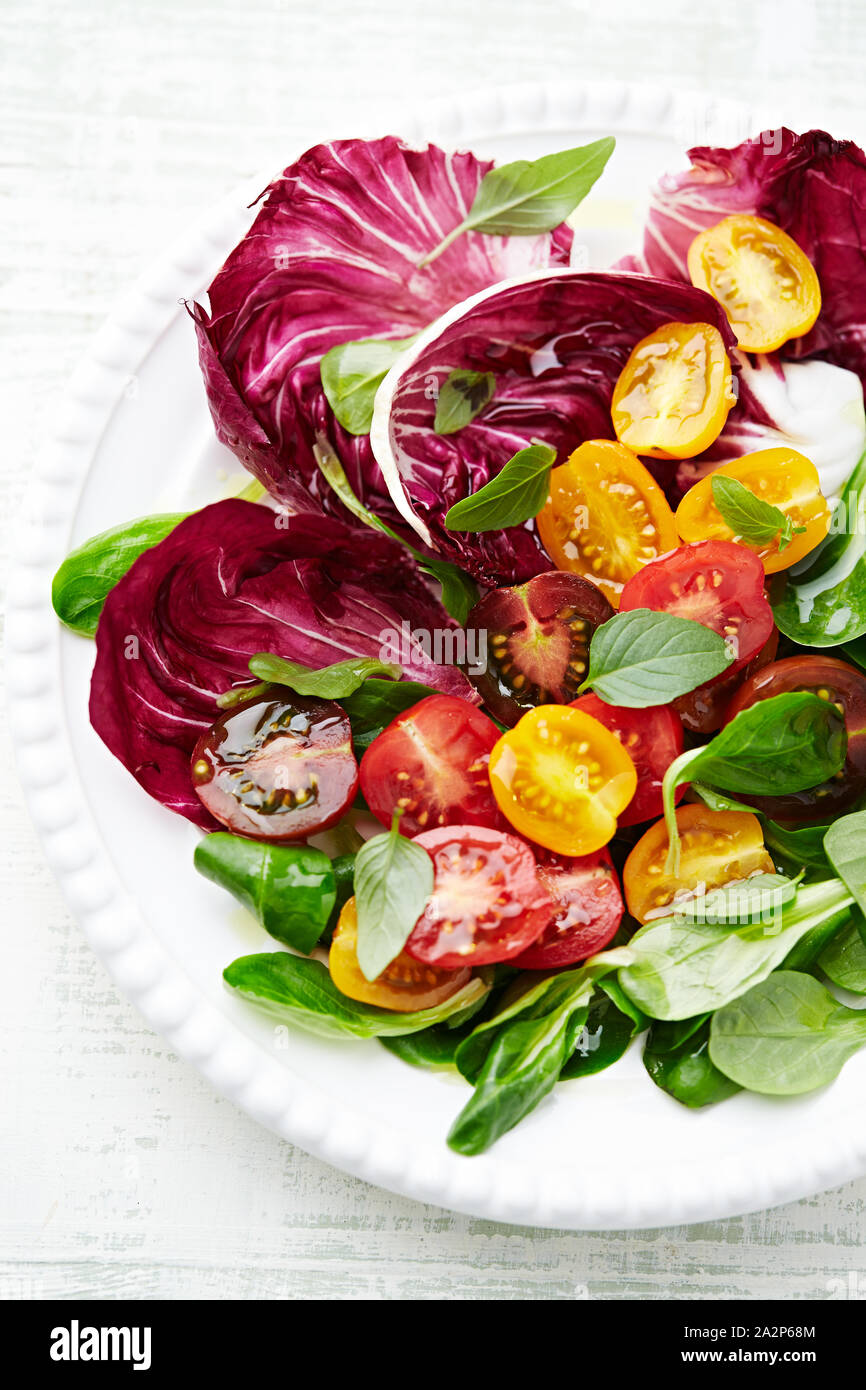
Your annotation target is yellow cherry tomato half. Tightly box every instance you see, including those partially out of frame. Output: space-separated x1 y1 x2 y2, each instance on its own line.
328 897 471 1011
675 447 831 573
488 705 638 856
687 214 821 353
623 803 775 925
610 321 736 459
536 439 679 608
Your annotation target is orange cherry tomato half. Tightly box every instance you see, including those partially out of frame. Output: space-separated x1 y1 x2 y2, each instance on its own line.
623 804 775 925
488 705 638 855
329 897 472 1012
536 439 679 608
687 214 821 354
675 447 830 573
610 321 736 459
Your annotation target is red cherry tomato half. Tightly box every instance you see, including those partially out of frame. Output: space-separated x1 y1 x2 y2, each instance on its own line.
620 538 774 673
725 655 866 822
570 693 685 826
511 848 624 970
191 693 358 840
359 695 504 838
404 825 554 969
674 627 779 734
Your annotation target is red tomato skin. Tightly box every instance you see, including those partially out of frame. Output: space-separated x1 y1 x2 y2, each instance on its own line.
359 695 505 838
570 693 685 825
511 848 624 969
404 825 554 969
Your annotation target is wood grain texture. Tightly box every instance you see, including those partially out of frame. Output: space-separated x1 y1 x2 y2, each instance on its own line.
3 0 866 1300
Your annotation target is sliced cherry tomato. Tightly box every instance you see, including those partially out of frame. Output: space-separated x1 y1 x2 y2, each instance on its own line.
511 848 624 969
674 627 779 734
536 439 679 608
619 539 774 672
467 570 613 726
329 896 472 1011
191 693 358 840
570 693 685 826
725 655 866 822
404 826 553 968
359 695 503 838
623 804 775 924
687 214 821 354
610 322 736 459
676 448 830 573
487 705 638 855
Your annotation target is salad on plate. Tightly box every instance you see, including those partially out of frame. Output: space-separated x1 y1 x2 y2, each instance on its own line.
52 126 866 1154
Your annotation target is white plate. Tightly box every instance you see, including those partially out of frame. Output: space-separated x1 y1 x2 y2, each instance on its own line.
10 80 866 1231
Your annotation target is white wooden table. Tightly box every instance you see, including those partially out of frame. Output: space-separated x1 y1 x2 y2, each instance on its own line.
3 0 866 1300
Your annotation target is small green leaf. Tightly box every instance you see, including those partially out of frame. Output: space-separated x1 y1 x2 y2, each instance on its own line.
580 608 732 707
643 1016 741 1108
52 513 187 636
417 556 479 625
823 811 866 917
194 833 339 953
353 817 434 981
433 370 496 435
671 872 802 925
444 443 555 533
247 653 402 700
711 474 805 552
320 335 417 435
819 914 866 994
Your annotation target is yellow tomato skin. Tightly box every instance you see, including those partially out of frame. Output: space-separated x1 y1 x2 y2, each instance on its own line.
329 898 471 1011
687 214 821 353
623 804 775 924
675 447 831 573
488 705 637 855
536 439 679 608
610 322 736 459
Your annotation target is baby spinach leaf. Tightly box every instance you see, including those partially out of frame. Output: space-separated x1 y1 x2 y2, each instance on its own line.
618 878 854 1021
420 137 615 266
223 951 488 1039
417 555 479 626
671 872 802 926
353 817 434 981
246 653 402 700
763 817 836 878
195 833 345 953
818 913 866 994
709 971 866 1094
52 512 187 636
643 1017 741 1108
433 370 495 435
379 985 496 1069
339 677 439 752
320 334 417 434
579 608 731 707
711 475 805 551
823 811 866 916
444 443 555 532
560 979 649 1080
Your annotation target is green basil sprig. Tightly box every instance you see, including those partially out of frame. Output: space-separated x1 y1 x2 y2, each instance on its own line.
419 138 616 267
434 370 495 436
250 653 401 700
223 951 489 1040
52 513 187 636
444 443 556 532
578 608 732 708
353 816 433 982
711 475 805 552
708 971 866 1095
320 334 417 435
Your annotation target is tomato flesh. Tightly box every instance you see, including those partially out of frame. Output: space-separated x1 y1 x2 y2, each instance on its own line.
359 695 504 838
192 693 358 840
404 826 553 969
467 570 614 726
511 848 624 969
624 804 775 924
610 322 736 459
725 655 866 822
329 897 472 1010
570 693 685 826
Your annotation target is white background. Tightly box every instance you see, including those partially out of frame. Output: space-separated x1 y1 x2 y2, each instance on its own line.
4 0 866 1299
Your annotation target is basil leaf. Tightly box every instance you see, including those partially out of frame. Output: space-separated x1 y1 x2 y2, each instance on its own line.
353 818 434 981
194 833 344 953
709 971 866 1095
618 878 854 1021
711 475 805 551
320 334 417 435
643 1016 741 1108
420 138 616 266
444 443 555 532
823 811 866 917
580 608 732 707
339 677 438 753
560 980 649 1080
671 873 802 926
819 914 866 995
416 556 479 626
433 370 495 436
246 653 402 700
224 951 488 1039
51 512 187 637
